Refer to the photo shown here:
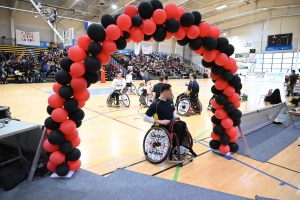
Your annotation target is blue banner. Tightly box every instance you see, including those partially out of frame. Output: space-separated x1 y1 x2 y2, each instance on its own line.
117 49 134 54
40 41 48 48
265 45 292 51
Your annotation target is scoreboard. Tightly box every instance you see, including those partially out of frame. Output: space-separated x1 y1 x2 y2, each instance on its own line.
267 33 293 46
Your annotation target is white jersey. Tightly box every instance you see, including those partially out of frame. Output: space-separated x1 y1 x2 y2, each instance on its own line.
126 74 133 83
111 78 125 90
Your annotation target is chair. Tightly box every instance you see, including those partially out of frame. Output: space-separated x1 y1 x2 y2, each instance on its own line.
259 89 273 104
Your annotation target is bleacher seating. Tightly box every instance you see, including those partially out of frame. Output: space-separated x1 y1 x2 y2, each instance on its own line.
0 45 48 57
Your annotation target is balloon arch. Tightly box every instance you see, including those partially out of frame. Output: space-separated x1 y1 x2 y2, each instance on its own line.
43 0 242 176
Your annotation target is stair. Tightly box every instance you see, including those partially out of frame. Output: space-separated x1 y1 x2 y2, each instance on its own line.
27 48 40 66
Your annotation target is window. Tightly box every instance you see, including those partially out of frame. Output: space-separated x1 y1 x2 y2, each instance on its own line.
282 63 292 71
272 63 282 69
282 58 293 63
272 68 282 72
254 63 263 72
283 52 294 58
263 63 272 70
273 53 282 58
293 58 299 64
273 59 282 64
263 58 272 63
264 54 273 58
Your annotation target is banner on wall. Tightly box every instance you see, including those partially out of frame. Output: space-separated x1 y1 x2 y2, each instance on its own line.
142 45 152 54
238 40 252 47
134 43 141 55
264 72 285 82
16 29 40 46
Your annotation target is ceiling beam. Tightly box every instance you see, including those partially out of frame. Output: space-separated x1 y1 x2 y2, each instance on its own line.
10 0 19 17
102 0 135 15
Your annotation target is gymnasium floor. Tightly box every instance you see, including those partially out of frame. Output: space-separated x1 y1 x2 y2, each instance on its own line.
1 77 300 199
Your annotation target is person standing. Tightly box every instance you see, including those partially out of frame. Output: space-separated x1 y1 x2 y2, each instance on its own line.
287 70 298 96
101 66 106 83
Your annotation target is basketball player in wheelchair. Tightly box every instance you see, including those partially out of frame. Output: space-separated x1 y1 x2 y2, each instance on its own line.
139 79 153 107
107 71 130 107
143 84 196 164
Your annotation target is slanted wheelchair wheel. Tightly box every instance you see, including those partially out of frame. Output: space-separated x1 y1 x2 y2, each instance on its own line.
177 98 190 116
143 126 171 164
106 95 113 107
145 95 154 107
131 85 137 95
121 93 130 107
196 100 203 114
137 86 143 96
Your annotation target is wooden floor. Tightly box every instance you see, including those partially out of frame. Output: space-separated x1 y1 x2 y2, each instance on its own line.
1 78 300 199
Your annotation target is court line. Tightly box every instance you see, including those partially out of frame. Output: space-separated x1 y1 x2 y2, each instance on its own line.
173 165 181 181
194 128 212 140
194 140 300 190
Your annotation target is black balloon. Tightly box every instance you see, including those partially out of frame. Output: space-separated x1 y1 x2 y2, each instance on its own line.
209 140 221 150
101 14 115 29
221 70 234 81
132 15 143 27
88 42 102 56
138 2 153 19
75 121 82 128
44 117 60 130
235 83 243 91
87 23 106 42
189 37 203 51
150 0 163 11
203 36 217 51
220 134 230 145
48 130 65 145
201 59 214 68
236 90 241 95
233 119 241 126
60 57 73 72
228 76 241 87
59 141 74 154
180 12 195 27
216 37 229 51
177 36 190 46
55 70 72 85
56 162 70 176
123 31 130 39
229 142 239 152
59 85 74 99
143 34 152 41
221 44 235 57
224 103 235 113
69 109 85 122
87 83 91 88
64 99 79 113
84 56 101 73
191 11 201 26
115 37 127 50
211 115 221 125
165 18 180 33
215 94 228 105
83 71 99 84
211 85 223 95
47 105 55 115
213 124 225 136
228 109 242 120
211 64 224 76
211 107 216 114
113 13 121 22
153 25 166 42
66 148 81 161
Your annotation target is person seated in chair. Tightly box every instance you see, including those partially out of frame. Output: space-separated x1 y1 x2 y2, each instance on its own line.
143 84 189 154
175 73 199 107
265 89 282 105
110 71 125 107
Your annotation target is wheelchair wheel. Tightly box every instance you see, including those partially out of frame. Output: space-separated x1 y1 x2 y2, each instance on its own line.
121 93 130 107
137 86 143 96
131 85 137 95
106 95 114 107
145 95 154 107
177 98 190 116
143 126 171 164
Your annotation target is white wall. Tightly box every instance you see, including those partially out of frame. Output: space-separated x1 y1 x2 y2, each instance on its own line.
0 9 11 41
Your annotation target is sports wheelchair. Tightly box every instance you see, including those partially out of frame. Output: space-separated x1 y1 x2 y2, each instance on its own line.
286 83 297 97
139 88 154 107
143 121 197 166
106 90 130 107
123 84 138 95
176 96 202 116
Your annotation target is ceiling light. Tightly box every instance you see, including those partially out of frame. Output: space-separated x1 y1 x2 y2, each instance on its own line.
216 5 227 10
111 4 117 9
34 15 38 17
223 33 226 36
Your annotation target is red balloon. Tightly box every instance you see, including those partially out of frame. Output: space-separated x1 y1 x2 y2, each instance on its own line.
215 109 228 120
210 73 221 80
142 19 156 35
77 35 92 51
230 135 238 143
52 108 68 122
199 22 211 37
152 9 167 25
46 129 52 135
68 160 81 171
176 7 186 21
78 101 85 108
221 118 233 129
223 86 235 96
229 64 238 73
49 151 66 166
43 139 59 152
53 82 62 94
47 161 56 172
228 93 240 103
102 40 117 54
203 50 217 62
165 32 173 40
210 26 221 38
48 94 65 108
164 3 177 19
106 25 121 41
70 62 86 77
174 26 186 40
124 5 138 18
60 120 76 135
126 38 132 43
211 132 220 140
225 127 238 137
219 144 230 154
70 77 87 92
186 25 200 39
65 129 79 141
211 99 223 109
233 101 240 108
215 53 229 66
117 14 132 31
73 89 90 102
194 46 205 55
215 79 229 90
97 51 111 64
68 45 86 62
130 27 144 43
224 58 236 70
71 137 81 148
